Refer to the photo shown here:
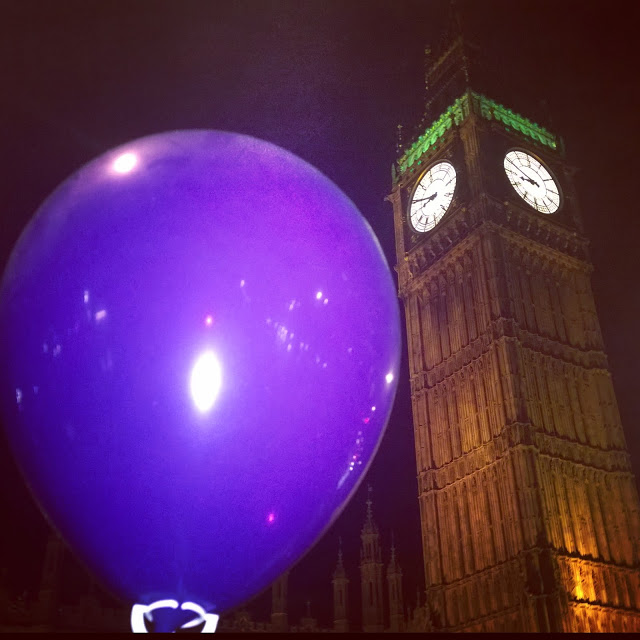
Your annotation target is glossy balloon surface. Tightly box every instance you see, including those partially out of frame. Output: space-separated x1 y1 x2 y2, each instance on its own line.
0 131 400 615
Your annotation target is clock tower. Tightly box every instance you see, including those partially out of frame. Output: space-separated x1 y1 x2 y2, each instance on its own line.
389 34 640 632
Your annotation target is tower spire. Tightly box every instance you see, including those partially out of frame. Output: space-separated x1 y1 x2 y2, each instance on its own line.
450 0 469 84
332 536 349 632
360 487 383 632
270 571 289 633
299 597 318 633
35 531 64 625
451 0 464 41
421 1 477 125
424 45 432 97
387 533 405 632
396 123 404 157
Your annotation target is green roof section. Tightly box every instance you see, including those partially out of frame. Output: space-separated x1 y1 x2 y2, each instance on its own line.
395 91 557 177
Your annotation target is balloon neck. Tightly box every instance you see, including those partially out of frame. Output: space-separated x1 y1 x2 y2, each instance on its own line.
131 601 219 633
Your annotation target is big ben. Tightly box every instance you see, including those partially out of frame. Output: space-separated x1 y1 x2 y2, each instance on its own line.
389 33 640 632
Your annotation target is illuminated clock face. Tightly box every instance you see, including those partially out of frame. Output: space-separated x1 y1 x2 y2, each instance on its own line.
504 150 560 213
409 161 457 233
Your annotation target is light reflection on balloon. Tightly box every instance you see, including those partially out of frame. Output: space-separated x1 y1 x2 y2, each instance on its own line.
189 350 222 413
112 151 138 174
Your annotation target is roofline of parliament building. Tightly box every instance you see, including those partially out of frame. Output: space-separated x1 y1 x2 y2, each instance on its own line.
0 490 414 633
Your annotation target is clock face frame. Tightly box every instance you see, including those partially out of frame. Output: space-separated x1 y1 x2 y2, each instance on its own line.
504 149 561 214
408 161 457 233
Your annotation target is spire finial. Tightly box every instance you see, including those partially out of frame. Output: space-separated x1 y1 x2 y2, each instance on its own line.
450 0 470 83
366 484 373 521
396 123 404 157
338 536 343 565
451 0 463 39
424 45 432 94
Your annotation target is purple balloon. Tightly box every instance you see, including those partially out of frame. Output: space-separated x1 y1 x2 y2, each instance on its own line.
0 131 400 622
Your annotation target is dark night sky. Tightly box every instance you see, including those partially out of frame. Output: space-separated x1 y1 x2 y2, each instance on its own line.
1 0 639 629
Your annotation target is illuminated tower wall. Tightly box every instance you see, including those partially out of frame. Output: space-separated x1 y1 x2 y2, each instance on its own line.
388 37 640 632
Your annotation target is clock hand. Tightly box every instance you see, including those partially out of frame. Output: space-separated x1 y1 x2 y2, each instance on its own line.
520 173 540 187
413 192 438 203
508 158 540 186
